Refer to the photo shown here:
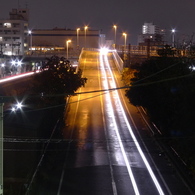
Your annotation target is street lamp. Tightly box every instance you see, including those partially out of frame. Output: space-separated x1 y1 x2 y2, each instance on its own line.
77 28 80 48
28 30 32 54
84 26 88 48
113 25 117 49
0 99 24 195
0 102 3 195
123 32 127 52
171 29 176 47
11 102 23 112
66 40 71 60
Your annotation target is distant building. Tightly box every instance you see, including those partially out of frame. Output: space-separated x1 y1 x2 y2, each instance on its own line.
0 8 29 56
30 28 101 53
0 8 102 57
138 22 166 46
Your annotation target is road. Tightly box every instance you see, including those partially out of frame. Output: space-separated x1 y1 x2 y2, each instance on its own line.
52 49 194 195
6 49 192 194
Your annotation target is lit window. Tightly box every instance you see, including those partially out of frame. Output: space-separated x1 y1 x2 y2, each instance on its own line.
3 23 11 28
7 51 12 56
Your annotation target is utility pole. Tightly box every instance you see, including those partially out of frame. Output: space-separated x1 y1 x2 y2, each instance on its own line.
0 103 3 195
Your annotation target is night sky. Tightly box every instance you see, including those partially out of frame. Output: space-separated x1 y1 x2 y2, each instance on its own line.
1 0 195 44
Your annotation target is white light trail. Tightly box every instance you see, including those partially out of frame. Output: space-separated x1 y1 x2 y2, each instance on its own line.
99 52 140 195
100 48 164 195
0 71 40 83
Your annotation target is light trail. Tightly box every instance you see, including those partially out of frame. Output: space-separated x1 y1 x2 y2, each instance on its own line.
0 71 40 83
99 52 140 195
101 48 164 195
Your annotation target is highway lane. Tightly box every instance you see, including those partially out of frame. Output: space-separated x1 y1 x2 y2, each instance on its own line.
102 50 194 195
1 50 194 194
57 49 160 195
57 49 193 195
99 50 163 195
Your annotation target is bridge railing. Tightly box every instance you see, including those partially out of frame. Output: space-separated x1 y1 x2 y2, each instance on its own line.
111 50 124 72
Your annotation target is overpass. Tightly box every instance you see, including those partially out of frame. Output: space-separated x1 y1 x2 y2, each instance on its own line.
0 48 124 194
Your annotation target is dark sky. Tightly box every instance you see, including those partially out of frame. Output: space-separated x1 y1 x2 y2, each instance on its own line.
1 0 195 44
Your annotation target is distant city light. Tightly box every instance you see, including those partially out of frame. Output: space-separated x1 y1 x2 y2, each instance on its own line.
11 101 23 112
171 29 176 33
11 60 16 66
17 60 22 66
16 102 22 109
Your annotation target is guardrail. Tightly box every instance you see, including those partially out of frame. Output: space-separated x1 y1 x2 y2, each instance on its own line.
112 50 124 72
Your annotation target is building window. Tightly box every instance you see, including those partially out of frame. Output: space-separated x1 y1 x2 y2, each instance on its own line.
4 30 11 34
13 30 19 34
3 23 12 28
13 37 20 41
13 23 20 27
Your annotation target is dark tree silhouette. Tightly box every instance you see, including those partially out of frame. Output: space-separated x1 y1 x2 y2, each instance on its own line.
126 56 195 175
30 55 87 107
126 56 195 135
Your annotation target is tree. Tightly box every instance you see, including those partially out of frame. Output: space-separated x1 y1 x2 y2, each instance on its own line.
125 56 195 135
125 56 195 176
29 55 87 107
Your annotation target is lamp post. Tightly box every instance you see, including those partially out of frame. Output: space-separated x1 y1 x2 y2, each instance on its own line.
28 30 32 54
0 102 3 195
84 26 88 48
76 28 80 48
66 40 71 60
171 29 176 47
113 25 117 49
123 32 127 52
0 99 23 195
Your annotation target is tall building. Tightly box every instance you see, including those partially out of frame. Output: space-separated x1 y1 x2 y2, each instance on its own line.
138 22 165 46
0 8 29 56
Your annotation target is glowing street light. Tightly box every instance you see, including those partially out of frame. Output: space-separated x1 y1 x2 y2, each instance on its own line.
113 25 117 48
77 28 80 48
84 26 88 48
11 60 16 66
11 102 23 112
66 40 71 60
16 102 22 109
17 60 22 66
123 32 127 52
171 29 176 47
28 30 32 54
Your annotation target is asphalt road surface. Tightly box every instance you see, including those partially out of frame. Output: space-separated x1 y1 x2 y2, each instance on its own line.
5 49 194 195
54 49 194 195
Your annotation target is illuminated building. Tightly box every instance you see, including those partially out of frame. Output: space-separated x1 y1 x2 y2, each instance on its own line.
138 22 166 46
0 8 29 56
